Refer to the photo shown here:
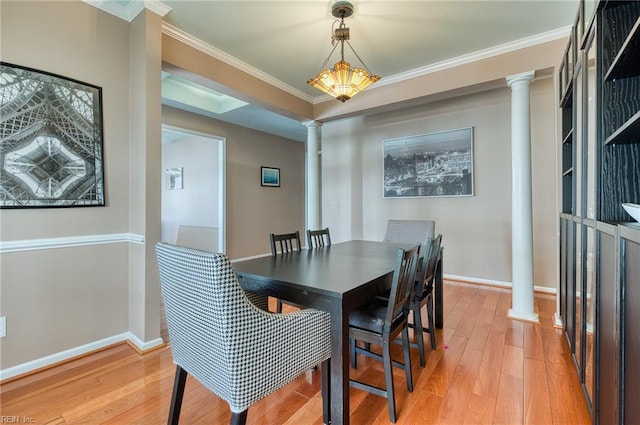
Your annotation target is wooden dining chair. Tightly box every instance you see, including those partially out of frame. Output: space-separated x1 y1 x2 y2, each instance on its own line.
307 228 331 248
348 244 420 423
270 231 302 313
408 234 442 366
156 242 332 425
270 231 301 255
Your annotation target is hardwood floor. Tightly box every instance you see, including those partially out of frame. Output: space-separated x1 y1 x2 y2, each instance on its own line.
0 282 591 424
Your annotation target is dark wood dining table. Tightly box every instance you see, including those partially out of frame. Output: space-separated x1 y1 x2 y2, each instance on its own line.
232 240 443 425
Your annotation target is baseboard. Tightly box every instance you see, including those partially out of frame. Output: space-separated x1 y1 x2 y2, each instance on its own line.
0 331 164 382
444 273 557 295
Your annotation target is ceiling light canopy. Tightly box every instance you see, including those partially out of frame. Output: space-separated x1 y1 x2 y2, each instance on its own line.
307 1 380 102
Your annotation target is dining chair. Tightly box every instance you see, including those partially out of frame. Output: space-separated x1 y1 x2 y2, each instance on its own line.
269 231 301 255
348 244 420 423
155 242 331 425
383 219 435 244
307 228 332 248
408 234 442 366
270 231 302 313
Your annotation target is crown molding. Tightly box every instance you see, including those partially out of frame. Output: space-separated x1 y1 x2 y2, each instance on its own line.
83 0 171 22
89 3 570 106
162 22 315 104
375 26 572 90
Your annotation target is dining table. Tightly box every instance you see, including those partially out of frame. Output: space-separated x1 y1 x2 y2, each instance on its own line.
232 240 443 425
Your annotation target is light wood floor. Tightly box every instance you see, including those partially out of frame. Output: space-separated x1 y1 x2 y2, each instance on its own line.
0 282 591 424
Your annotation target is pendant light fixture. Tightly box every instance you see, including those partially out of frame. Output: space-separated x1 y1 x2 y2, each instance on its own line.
307 1 380 102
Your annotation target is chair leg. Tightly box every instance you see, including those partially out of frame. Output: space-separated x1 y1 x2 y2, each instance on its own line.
401 326 414 393
426 298 436 349
230 410 248 425
276 298 283 313
413 305 426 367
382 340 397 423
321 358 331 425
168 365 187 425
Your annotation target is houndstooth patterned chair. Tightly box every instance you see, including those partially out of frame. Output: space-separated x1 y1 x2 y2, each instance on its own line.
155 242 332 425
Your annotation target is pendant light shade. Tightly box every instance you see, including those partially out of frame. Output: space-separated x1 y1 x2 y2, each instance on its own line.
307 1 380 102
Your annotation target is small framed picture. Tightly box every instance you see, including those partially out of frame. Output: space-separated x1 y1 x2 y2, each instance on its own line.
165 167 183 190
261 166 280 187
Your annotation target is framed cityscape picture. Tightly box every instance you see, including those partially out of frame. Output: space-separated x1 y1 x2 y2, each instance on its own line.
0 62 105 208
383 127 474 198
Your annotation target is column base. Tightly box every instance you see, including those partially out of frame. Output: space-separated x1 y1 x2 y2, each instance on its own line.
507 308 540 324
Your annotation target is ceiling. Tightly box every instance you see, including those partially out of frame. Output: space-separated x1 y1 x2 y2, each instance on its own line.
86 0 579 142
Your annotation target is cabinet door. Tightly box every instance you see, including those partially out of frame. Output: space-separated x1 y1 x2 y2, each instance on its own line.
584 226 596 408
575 223 584 373
622 227 640 424
560 218 568 323
597 225 618 425
567 221 576 347
584 29 597 220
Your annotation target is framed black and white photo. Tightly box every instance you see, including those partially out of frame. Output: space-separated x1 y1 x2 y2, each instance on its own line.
261 166 280 187
165 167 183 190
383 127 474 198
0 62 105 208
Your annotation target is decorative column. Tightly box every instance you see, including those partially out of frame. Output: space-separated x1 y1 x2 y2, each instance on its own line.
506 71 539 323
304 121 321 231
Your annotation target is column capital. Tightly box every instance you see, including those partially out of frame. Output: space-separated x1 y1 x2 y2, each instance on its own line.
303 120 322 129
506 70 535 87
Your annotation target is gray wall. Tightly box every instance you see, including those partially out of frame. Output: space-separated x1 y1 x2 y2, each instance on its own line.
0 1 134 369
322 78 558 289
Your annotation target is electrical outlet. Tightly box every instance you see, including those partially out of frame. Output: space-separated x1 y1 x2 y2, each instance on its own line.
0 316 6 338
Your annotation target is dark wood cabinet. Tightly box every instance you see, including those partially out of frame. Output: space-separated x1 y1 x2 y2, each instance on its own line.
621 226 640 424
596 223 617 425
558 1 640 424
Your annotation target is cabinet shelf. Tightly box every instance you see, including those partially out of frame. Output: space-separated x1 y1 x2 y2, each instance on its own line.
604 16 640 81
604 110 640 145
562 128 574 144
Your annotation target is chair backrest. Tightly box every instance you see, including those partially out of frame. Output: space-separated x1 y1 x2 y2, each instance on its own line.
270 231 301 255
155 242 264 401
383 219 435 245
415 234 443 298
385 244 421 332
307 228 332 248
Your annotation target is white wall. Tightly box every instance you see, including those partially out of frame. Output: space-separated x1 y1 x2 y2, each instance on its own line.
161 134 220 248
322 78 558 289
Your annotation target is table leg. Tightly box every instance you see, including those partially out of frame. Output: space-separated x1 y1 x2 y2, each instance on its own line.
435 249 444 329
329 304 350 425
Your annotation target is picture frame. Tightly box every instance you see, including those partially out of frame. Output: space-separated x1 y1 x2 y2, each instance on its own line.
0 62 105 208
383 127 474 198
261 166 280 187
165 167 183 190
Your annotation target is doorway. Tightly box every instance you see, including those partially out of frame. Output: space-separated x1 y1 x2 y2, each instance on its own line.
160 125 226 341
160 125 226 252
